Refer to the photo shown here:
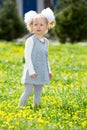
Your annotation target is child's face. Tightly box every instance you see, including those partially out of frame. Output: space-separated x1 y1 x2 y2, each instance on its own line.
32 15 48 36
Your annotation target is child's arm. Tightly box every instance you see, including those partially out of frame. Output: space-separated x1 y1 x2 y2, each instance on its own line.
47 40 53 79
25 37 36 77
48 61 52 74
48 60 53 79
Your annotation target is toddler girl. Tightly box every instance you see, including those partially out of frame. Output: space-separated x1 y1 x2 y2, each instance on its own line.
19 8 56 108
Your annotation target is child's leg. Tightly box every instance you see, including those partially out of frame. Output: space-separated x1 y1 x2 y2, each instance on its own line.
19 84 33 106
34 85 43 105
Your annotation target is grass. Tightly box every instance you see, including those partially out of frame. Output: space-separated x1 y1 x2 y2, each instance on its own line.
0 41 87 130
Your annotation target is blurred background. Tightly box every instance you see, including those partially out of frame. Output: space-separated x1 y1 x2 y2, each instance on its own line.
0 0 87 44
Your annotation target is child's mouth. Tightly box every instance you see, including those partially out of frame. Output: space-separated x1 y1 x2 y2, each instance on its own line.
37 30 41 32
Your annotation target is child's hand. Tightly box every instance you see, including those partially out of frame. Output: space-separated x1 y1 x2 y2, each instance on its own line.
49 73 53 79
30 73 37 78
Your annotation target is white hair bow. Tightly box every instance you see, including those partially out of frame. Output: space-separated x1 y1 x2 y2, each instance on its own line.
41 8 55 23
24 11 37 24
24 8 56 28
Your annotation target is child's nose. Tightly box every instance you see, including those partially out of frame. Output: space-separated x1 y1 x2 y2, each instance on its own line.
37 25 40 29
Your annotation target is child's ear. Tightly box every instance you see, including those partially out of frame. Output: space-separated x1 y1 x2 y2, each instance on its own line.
27 23 33 31
30 23 33 28
46 24 49 30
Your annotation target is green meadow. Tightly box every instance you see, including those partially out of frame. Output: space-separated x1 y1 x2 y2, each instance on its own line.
0 41 87 130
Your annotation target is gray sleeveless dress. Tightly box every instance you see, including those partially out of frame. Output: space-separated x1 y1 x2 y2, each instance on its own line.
22 35 50 85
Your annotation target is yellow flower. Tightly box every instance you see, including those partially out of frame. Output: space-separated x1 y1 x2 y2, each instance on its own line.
37 118 44 123
9 125 15 129
72 115 79 120
82 121 87 127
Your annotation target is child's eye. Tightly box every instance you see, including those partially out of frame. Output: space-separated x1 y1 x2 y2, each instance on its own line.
40 24 43 26
34 24 37 26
